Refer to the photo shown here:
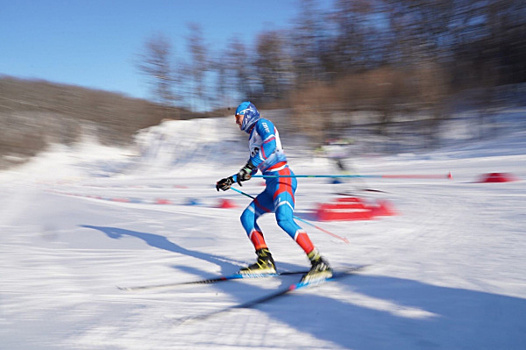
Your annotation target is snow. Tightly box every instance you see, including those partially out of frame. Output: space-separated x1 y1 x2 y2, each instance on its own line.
1 110 526 349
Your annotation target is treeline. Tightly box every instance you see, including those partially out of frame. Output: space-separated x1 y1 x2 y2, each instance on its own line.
140 0 525 139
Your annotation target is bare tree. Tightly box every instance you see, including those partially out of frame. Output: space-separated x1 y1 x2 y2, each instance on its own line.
137 34 177 117
291 0 326 87
186 23 209 111
211 54 228 108
328 0 374 74
254 30 294 101
228 36 252 100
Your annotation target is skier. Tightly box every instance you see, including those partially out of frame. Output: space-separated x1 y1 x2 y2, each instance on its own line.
216 101 332 282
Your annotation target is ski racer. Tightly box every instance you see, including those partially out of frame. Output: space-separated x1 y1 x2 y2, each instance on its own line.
216 101 332 282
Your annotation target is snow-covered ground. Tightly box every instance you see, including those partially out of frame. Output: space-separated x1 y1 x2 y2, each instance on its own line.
1 110 525 349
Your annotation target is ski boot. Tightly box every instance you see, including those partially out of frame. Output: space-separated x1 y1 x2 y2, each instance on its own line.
301 249 332 283
239 248 277 276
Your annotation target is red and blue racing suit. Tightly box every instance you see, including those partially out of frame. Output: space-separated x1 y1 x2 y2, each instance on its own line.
240 118 315 255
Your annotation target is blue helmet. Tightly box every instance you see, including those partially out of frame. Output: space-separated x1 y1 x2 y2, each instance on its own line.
235 101 260 132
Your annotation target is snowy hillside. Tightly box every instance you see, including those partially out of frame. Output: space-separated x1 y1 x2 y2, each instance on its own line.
1 109 525 350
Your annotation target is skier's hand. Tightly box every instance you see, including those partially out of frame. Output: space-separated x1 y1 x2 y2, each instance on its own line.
216 176 234 191
236 161 255 186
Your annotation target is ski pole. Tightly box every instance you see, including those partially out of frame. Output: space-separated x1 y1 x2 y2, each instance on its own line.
229 187 350 244
253 172 452 179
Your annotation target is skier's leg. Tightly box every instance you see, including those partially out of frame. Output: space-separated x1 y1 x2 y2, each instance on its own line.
240 192 272 250
239 191 276 274
275 198 332 281
271 167 332 281
275 198 315 254
268 168 316 254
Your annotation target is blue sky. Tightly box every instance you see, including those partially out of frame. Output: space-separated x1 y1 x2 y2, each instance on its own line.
1 0 329 100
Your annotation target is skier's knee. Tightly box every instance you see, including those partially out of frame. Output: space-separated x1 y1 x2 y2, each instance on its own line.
276 218 296 236
240 207 256 233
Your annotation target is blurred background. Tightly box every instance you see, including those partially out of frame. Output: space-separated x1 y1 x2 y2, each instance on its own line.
1 0 525 169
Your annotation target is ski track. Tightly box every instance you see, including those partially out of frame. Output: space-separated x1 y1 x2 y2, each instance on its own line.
1 113 526 349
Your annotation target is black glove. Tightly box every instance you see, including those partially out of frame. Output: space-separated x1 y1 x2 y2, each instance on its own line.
236 161 256 186
216 176 234 191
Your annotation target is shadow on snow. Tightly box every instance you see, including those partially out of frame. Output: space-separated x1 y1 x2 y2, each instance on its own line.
80 225 526 349
79 225 245 275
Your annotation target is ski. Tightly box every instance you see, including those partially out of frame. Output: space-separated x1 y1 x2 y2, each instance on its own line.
117 269 310 291
174 264 368 325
